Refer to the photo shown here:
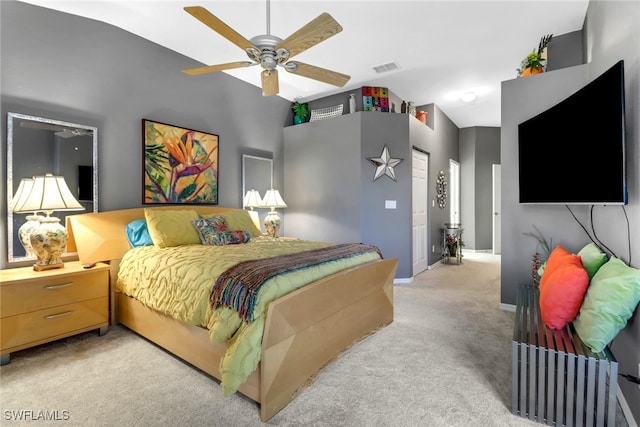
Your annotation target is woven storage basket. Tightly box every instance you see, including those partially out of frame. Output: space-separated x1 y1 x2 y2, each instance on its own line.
310 104 343 122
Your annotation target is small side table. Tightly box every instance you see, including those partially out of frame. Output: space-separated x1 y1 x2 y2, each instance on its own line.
442 227 463 265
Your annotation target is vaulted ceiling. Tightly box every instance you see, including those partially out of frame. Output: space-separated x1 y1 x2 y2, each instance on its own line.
19 0 589 128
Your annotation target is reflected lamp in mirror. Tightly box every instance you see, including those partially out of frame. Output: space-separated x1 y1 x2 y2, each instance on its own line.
243 189 263 233
12 174 85 271
9 178 44 258
261 189 287 238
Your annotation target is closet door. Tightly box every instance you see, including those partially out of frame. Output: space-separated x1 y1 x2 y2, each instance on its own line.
412 149 429 275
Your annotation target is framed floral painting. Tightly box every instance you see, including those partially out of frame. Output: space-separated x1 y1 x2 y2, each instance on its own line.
143 119 218 204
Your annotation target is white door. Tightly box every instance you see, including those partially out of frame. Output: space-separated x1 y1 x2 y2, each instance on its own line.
412 150 429 275
492 164 501 254
449 160 460 226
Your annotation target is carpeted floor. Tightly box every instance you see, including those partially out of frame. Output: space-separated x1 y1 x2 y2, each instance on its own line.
0 253 625 426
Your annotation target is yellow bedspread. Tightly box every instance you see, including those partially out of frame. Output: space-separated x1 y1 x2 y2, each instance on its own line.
115 237 381 395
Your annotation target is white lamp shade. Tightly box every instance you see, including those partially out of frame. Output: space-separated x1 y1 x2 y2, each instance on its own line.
261 189 287 209
243 189 263 209
12 173 85 214
9 178 35 212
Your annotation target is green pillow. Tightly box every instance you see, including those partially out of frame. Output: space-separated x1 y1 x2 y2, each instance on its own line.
573 257 640 353
577 243 608 280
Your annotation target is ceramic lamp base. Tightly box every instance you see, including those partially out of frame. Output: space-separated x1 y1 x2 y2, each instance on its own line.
18 214 44 257
30 216 67 271
264 211 281 238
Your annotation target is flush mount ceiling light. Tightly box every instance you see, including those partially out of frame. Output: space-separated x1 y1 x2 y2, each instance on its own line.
461 92 477 102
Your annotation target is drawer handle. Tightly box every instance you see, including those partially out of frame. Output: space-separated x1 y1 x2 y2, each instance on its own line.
45 282 73 290
44 311 73 320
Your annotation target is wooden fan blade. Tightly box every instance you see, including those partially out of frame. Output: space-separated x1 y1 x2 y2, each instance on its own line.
184 6 256 51
183 61 254 76
261 69 279 96
276 13 343 59
285 61 350 87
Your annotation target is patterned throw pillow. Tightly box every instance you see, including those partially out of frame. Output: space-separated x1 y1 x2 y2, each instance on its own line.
192 217 252 246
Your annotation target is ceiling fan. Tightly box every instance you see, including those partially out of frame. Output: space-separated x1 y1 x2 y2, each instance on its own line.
182 1 351 96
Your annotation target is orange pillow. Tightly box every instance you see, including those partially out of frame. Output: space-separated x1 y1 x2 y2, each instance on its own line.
539 246 583 291
539 263 589 329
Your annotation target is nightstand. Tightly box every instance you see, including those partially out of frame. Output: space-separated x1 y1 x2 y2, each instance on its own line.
0 261 110 365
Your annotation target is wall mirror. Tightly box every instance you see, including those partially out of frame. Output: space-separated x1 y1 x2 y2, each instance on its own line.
7 112 98 264
242 154 273 206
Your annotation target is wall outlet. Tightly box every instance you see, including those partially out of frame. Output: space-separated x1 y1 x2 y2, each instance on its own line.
432 245 435 252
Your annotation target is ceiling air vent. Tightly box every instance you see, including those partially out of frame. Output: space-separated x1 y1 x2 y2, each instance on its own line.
373 61 400 74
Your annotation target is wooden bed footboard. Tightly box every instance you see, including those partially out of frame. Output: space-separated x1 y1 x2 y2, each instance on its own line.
67 208 398 421
260 257 396 420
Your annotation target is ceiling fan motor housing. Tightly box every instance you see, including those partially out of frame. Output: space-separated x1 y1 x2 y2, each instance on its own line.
248 35 290 70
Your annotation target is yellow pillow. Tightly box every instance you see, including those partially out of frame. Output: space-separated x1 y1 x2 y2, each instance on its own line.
218 209 262 237
144 208 201 247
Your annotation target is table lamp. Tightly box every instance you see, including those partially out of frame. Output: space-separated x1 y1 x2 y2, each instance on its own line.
12 173 85 270
261 188 287 238
243 189 263 233
9 178 45 257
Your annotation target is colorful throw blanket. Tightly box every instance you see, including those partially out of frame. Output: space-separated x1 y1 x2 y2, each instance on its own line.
210 243 382 322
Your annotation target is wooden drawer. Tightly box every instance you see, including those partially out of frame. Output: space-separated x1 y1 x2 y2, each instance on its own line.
0 269 108 318
0 297 108 351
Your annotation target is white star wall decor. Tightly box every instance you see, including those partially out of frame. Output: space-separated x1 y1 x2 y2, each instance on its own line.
367 145 403 181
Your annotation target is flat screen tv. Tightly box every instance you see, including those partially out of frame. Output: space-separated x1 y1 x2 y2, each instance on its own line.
518 60 626 205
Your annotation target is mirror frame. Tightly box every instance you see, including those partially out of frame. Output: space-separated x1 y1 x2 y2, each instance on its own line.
242 154 273 206
7 112 98 264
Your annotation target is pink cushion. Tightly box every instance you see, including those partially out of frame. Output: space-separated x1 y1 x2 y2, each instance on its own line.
539 262 589 329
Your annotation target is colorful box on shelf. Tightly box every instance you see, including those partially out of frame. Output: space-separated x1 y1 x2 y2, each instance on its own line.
362 86 389 112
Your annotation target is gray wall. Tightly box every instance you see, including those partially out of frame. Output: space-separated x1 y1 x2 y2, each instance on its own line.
459 127 500 251
501 1 640 421
284 107 459 279
0 0 291 269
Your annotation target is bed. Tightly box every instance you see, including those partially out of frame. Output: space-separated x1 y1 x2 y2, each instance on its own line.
66 206 397 421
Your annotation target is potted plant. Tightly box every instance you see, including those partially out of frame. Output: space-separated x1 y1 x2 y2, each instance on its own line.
518 34 553 77
292 101 309 125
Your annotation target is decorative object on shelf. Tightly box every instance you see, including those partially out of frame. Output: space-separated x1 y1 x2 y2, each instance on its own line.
407 101 416 116
9 178 43 257
143 119 219 204
443 226 463 264
310 104 343 122
367 145 403 181
11 174 85 271
436 171 447 208
517 34 553 77
292 101 310 124
349 94 357 113
261 188 287 238
401 100 407 113
362 86 389 112
416 110 427 124
243 189 263 232
445 233 459 256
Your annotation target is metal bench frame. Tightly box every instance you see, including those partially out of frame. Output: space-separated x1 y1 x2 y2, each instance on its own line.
512 285 618 426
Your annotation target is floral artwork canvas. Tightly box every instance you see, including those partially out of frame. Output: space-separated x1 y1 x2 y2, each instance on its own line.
143 119 218 204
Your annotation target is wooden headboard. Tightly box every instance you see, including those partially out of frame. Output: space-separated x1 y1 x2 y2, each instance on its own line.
67 206 237 265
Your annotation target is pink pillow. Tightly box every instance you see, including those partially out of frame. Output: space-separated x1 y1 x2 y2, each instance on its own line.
539 263 589 329
540 246 583 292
